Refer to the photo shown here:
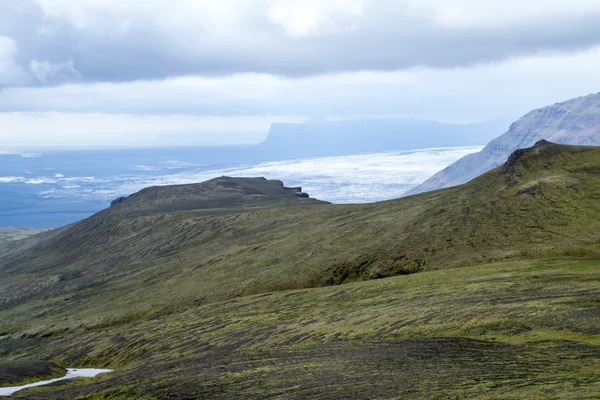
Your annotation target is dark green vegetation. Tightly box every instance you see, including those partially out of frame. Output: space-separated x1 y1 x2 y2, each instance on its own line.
0 360 65 387
1 141 600 398
0 228 47 244
108 176 326 214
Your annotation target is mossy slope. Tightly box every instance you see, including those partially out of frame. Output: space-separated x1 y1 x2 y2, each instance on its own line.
4 259 600 399
1 142 600 398
0 360 65 387
1 141 600 336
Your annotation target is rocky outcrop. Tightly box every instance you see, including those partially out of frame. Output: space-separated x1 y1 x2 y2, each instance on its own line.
408 93 600 195
107 177 328 215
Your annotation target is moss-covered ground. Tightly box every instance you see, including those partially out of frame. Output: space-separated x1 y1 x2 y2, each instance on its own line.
1 142 600 398
2 143 600 340
2 259 600 399
0 360 65 387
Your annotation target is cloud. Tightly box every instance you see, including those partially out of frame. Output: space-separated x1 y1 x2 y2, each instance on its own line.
0 34 79 85
30 59 80 83
267 0 363 37
0 37 29 86
1 47 600 121
0 112 307 149
0 1 599 149
0 0 599 85
409 0 600 27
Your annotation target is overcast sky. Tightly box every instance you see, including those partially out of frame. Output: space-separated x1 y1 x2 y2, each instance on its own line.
2 0 600 148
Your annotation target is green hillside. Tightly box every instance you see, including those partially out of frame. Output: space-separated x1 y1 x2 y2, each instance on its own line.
1 141 600 398
0 228 47 244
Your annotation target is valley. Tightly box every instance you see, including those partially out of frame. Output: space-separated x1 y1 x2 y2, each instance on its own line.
0 141 600 398
3 3 600 399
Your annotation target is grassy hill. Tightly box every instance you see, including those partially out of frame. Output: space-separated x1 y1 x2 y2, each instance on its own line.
1 141 600 398
0 228 48 244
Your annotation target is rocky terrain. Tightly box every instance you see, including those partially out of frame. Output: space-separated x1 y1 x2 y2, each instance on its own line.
409 93 600 194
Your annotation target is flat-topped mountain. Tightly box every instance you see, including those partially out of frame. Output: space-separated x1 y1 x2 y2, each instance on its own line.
409 93 600 195
2 142 600 399
108 176 326 215
257 118 509 158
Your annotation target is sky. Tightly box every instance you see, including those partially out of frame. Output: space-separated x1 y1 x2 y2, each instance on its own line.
2 0 600 148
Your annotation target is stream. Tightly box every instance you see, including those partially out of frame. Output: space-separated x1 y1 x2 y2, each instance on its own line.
0 368 112 397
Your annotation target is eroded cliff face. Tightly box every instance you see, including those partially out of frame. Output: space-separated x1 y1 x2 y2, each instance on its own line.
409 93 600 195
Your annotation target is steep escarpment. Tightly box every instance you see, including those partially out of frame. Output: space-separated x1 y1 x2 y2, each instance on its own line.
108 176 325 215
409 93 600 194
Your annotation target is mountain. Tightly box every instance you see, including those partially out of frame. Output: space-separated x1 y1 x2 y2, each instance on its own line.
408 93 600 195
2 142 600 398
257 118 510 158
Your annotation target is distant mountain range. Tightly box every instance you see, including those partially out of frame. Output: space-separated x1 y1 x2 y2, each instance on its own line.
409 93 600 195
257 118 510 159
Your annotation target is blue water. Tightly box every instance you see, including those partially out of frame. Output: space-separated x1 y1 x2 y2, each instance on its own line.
0 147 253 228
0 146 481 228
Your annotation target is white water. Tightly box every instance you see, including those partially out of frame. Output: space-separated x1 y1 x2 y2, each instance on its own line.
0 368 112 397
